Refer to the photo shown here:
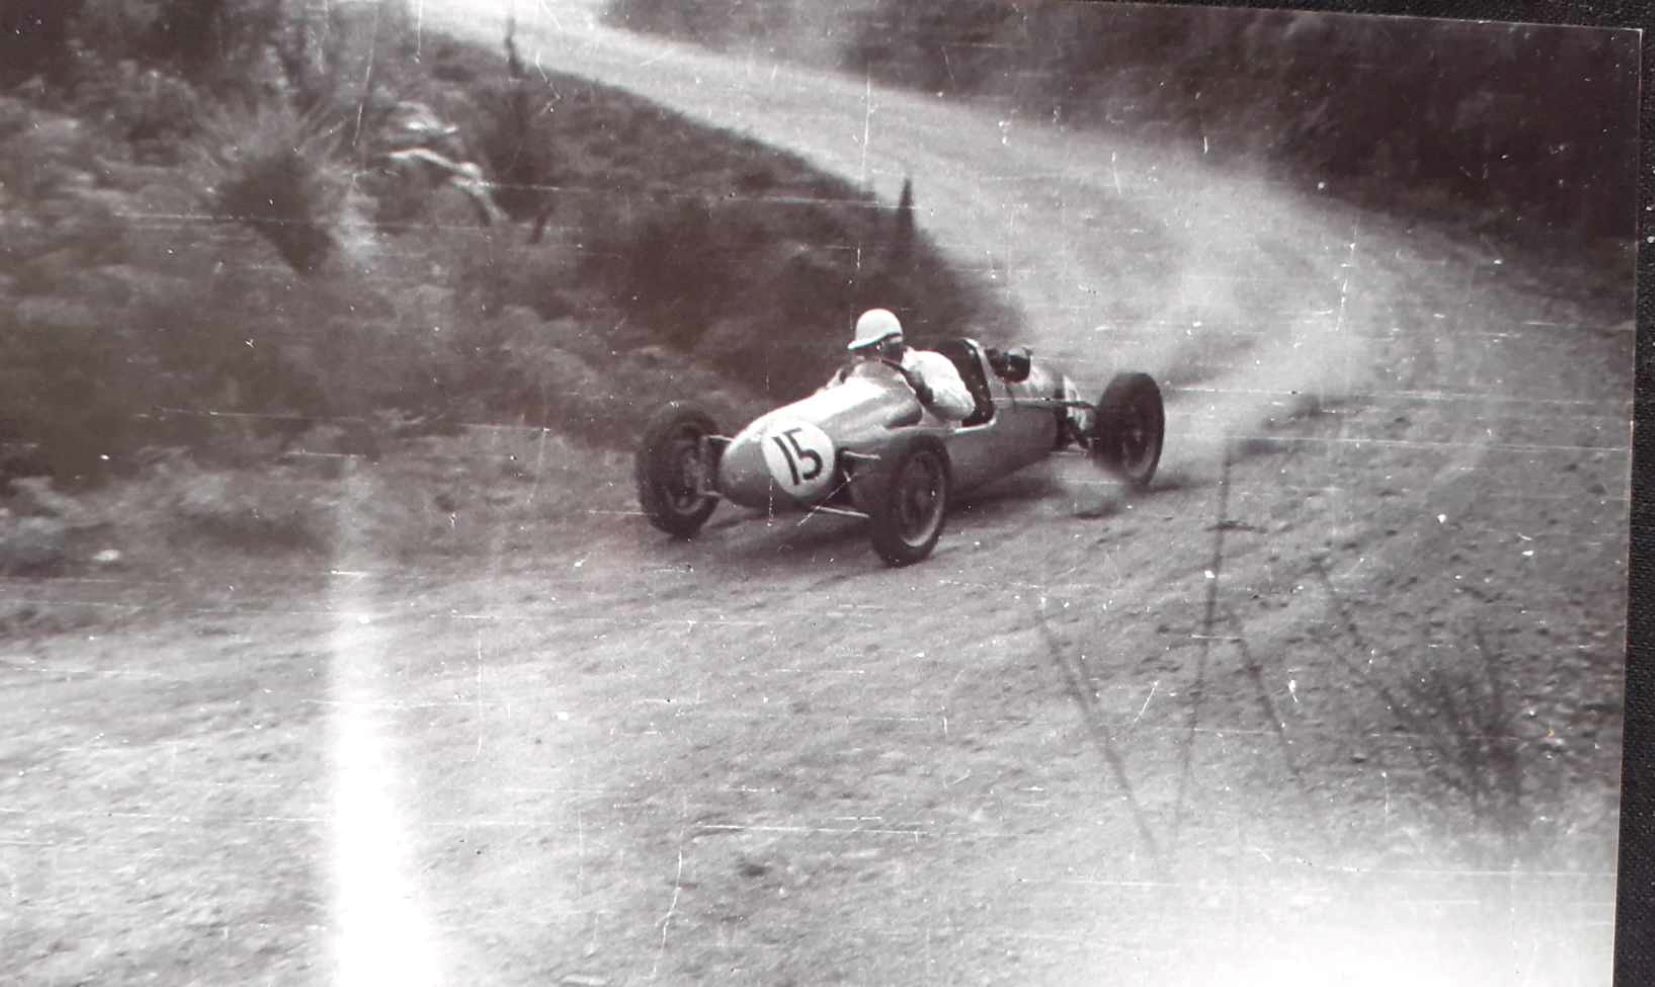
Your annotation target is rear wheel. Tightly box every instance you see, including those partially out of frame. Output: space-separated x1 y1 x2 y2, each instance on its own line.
865 439 950 567
1091 372 1164 489
635 403 720 538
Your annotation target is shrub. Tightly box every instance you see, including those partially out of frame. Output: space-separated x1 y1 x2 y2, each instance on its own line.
0 515 69 574
0 98 147 484
0 0 85 83
0 6 1008 492
79 61 202 155
0 316 144 483
69 1 287 93
570 174 1007 403
162 464 331 552
148 0 285 79
71 0 159 62
838 1 1638 244
474 22 557 225
583 194 729 344
604 0 808 52
189 103 349 274
280 0 424 122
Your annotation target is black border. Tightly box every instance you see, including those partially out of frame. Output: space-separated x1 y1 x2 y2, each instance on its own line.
1098 0 1650 982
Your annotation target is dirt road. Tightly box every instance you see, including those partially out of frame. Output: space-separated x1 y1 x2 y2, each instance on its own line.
2 3 1632 985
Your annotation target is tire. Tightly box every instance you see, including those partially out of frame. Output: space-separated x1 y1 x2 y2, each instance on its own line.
635 402 720 538
864 438 951 567
1091 372 1164 489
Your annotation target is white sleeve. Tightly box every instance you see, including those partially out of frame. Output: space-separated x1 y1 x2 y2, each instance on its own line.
911 351 976 422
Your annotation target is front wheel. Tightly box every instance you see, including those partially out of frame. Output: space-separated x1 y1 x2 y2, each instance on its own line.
865 439 951 567
635 402 720 538
1091 372 1164 489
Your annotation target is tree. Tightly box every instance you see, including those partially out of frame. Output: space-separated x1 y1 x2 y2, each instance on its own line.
891 176 916 265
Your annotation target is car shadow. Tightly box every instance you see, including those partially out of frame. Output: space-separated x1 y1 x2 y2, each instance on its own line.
677 458 1147 576
696 506 878 577
952 468 1063 517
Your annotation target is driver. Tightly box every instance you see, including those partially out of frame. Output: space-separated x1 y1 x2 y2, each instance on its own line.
828 309 975 422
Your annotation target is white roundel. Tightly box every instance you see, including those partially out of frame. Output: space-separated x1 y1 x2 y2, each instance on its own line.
760 420 836 501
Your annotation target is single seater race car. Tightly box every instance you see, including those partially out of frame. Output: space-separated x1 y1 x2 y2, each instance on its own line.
634 338 1165 566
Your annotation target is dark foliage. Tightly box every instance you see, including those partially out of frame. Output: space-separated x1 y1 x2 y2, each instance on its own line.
477 22 557 225
604 0 793 50
0 320 139 482
1 3 1001 485
891 176 915 263
577 179 1001 401
148 0 285 79
604 0 1638 245
150 0 224 73
0 0 86 83
839 2 1638 243
215 146 337 273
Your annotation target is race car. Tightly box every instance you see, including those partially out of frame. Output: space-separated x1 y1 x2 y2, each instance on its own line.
634 338 1164 566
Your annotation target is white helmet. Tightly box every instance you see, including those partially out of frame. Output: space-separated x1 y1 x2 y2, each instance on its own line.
848 308 903 351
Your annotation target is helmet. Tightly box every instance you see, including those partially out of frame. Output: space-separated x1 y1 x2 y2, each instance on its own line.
848 308 903 351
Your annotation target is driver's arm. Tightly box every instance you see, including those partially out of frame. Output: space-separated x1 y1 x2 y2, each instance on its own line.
908 352 976 421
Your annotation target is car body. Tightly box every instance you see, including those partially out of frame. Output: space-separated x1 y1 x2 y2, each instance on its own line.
635 338 1164 565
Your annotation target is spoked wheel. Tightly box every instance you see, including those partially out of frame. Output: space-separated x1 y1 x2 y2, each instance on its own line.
866 439 951 567
1091 372 1164 490
635 402 721 538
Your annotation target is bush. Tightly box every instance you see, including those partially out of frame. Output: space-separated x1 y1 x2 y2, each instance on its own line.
582 194 729 345
279 0 423 121
66 1 288 95
189 103 350 274
76 60 202 155
0 7 1007 492
162 464 331 552
572 182 1005 403
219 146 337 271
0 0 85 83
838 2 1638 244
604 0 808 52
0 317 144 482
148 0 285 79
0 515 69 574
0 97 147 483
474 24 557 224
71 0 159 61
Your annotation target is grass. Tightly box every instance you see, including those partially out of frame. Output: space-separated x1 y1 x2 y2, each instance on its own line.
0 9 993 453
1 0 1003 571
1308 559 1576 867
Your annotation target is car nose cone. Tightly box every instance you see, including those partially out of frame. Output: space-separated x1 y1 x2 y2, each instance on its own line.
715 375 916 510
716 428 775 509
719 418 837 509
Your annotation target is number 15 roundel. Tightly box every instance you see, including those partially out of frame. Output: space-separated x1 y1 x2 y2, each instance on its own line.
760 420 836 501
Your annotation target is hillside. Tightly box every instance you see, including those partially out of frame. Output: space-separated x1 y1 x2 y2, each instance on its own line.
0 0 1000 582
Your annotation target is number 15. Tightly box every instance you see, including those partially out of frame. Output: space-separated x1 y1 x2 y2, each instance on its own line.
772 428 823 486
